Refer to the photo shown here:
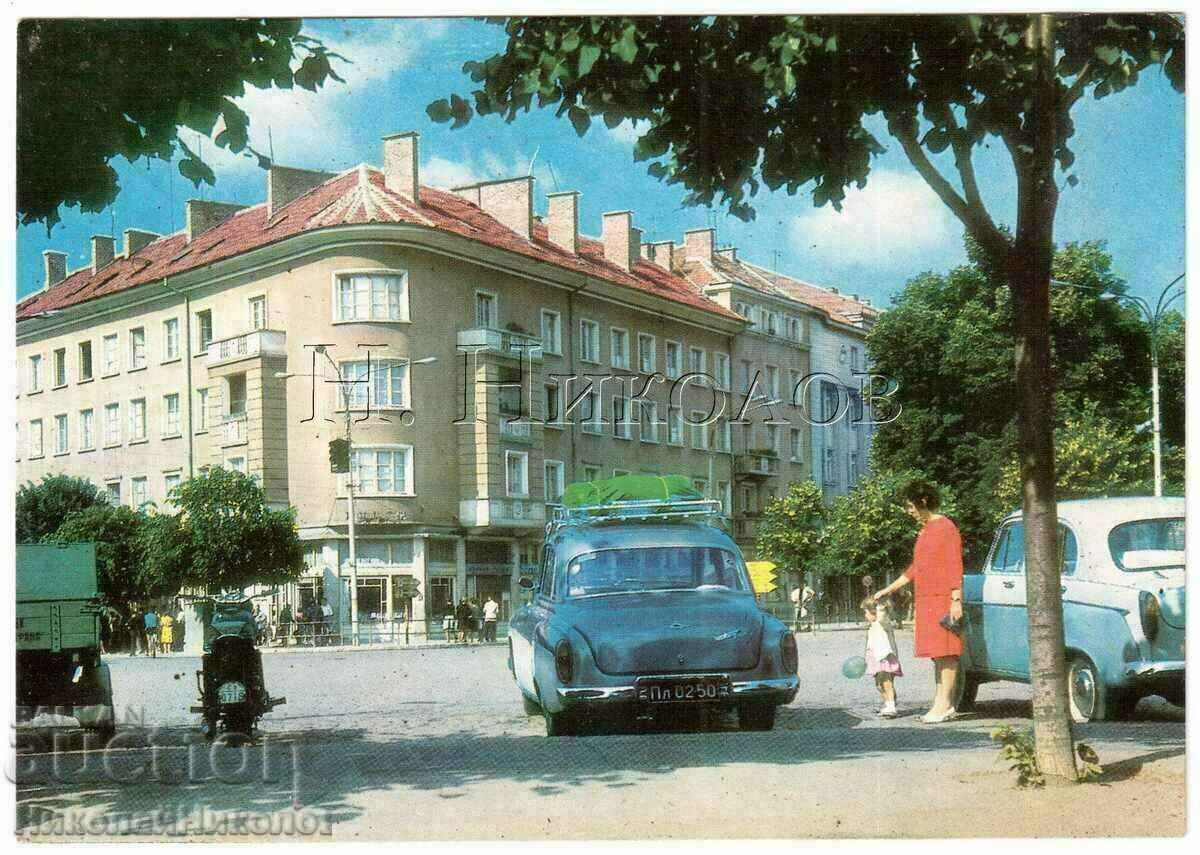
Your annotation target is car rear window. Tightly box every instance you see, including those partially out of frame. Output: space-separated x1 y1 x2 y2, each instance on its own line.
564 546 750 597
1109 517 1185 572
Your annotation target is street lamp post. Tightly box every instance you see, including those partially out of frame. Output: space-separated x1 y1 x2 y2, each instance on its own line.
1052 274 1184 496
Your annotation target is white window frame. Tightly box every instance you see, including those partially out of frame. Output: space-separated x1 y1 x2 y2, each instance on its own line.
505 450 530 498
196 309 214 354
610 328 630 370
823 447 837 485
195 388 209 433
637 333 656 374
667 406 683 446
613 395 632 440
247 295 267 331
474 289 498 329
713 420 731 453
689 411 709 450
540 309 562 356
688 346 706 376
163 318 180 361
544 382 562 428
766 424 779 454
162 393 181 437
332 269 411 323
582 465 602 482
337 358 411 411
129 398 147 442
713 352 730 390
129 327 146 370
79 409 95 451
102 334 120 375
164 471 183 501
581 388 602 434
544 459 565 504
791 428 804 462
765 364 780 398
52 348 67 388
225 455 248 474
664 340 682 380
341 445 415 497
53 413 69 455
78 340 93 382
103 403 121 447
131 476 150 510
29 419 43 458
579 319 600 364
28 354 42 393
104 479 121 505
639 400 659 444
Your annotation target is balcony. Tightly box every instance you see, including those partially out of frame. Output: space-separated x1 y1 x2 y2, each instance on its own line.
735 453 780 479
459 497 547 529
221 413 247 446
208 329 287 367
457 327 543 362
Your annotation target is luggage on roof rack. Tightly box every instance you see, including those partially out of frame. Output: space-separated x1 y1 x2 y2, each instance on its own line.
550 475 725 533
561 474 701 508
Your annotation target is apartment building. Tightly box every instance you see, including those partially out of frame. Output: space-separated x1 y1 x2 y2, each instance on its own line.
15 131 873 637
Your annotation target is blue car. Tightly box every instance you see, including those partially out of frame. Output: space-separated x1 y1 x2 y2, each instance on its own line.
508 499 800 736
958 496 1185 721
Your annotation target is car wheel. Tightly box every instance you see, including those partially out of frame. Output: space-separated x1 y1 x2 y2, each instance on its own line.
1068 654 1113 723
952 670 979 713
737 703 776 731
522 692 541 715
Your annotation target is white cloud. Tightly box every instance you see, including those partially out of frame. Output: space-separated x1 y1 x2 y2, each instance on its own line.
789 169 959 263
423 156 486 189
422 151 559 193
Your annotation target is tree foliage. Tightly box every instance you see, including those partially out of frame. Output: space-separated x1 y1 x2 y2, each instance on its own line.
755 481 826 577
170 467 304 593
45 504 154 606
17 19 344 229
17 474 106 543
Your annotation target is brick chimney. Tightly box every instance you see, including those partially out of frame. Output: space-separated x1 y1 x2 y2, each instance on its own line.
91 235 115 273
716 246 738 263
602 211 640 271
124 229 160 257
268 165 336 217
683 228 714 265
382 132 420 202
186 200 248 243
455 177 534 241
650 240 676 271
43 250 67 290
546 191 579 253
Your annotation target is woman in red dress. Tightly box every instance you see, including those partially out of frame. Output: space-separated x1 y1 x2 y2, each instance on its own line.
874 480 964 722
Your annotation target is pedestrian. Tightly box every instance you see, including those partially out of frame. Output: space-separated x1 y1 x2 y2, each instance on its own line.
254 605 268 645
482 595 499 642
454 598 471 643
127 606 144 655
320 600 333 645
175 603 187 651
861 596 902 718
873 479 965 723
158 611 174 655
800 584 816 632
278 603 293 646
143 606 159 659
469 599 483 644
442 602 456 641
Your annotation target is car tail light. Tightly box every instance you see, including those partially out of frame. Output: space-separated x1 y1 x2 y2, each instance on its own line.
554 639 574 683
1140 591 1161 642
781 632 798 674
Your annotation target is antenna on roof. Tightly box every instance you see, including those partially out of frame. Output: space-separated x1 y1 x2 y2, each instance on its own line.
527 145 540 177
547 161 562 193
268 126 275 165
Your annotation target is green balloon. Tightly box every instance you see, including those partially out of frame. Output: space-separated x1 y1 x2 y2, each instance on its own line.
842 655 867 679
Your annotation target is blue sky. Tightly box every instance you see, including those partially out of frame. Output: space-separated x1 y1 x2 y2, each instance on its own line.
15 17 1187 310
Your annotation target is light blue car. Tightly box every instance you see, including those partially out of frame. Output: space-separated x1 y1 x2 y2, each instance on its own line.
508 500 800 736
958 496 1185 721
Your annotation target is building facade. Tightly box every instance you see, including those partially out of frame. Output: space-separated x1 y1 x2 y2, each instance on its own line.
16 132 875 639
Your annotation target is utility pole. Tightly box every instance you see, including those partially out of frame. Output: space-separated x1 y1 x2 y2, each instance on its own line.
316 345 360 646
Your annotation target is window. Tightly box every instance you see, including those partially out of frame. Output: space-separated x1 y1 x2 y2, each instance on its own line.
665 340 682 379
347 447 413 495
80 409 95 451
102 334 119 375
848 450 859 484
162 393 181 436
248 295 267 330
78 341 93 381
989 523 1025 574
718 481 731 515
132 477 149 509
226 456 247 474
766 311 778 336
579 319 600 363
340 359 410 410
667 406 683 445
735 301 750 319
765 365 780 398
788 370 803 406
583 465 602 482
766 424 779 454
713 353 730 389
357 539 415 566
610 328 629 369
163 318 180 360
226 374 247 416
129 327 146 369
164 471 182 499
53 348 67 387
690 411 709 450
741 360 754 392
29 419 43 457
544 382 561 425
580 388 601 434
336 272 409 322
105 480 121 505
790 428 804 462
540 310 562 355
196 310 214 353
196 388 209 432
608 394 629 440
28 355 42 392
693 478 709 497
688 347 706 377
103 404 120 446
53 414 68 454
850 346 860 371
544 460 565 504
823 447 837 485
129 398 147 442
821 381 842 423
714 420 731 452
505 451 529 497
639 400 659 443
474 291 497 328
637 334 656 373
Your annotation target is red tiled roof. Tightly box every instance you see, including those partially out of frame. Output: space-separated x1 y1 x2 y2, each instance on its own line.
17 166 741 324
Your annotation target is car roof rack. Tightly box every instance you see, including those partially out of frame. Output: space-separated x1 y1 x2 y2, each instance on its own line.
547 499 727 535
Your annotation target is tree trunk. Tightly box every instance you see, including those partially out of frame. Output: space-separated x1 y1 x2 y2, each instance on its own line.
1009 12 1078 784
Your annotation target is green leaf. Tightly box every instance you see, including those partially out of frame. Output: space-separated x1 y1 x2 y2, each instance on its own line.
1094 44 1122 66
613 26 639 63
567 105 591 136
426 98 454 123
578 43 602 76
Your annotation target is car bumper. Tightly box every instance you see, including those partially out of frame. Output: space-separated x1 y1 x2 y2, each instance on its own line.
1121 660 1184 693
556 675 799 704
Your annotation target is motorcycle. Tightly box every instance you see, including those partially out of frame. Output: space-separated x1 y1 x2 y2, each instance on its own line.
190 594 285 739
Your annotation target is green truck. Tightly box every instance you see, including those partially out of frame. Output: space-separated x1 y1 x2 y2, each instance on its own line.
16 543 115 735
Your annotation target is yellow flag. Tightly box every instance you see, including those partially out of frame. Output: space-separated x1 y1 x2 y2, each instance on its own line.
746 560 778 594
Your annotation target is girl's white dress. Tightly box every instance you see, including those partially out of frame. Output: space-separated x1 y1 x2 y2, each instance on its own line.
865 610 904 676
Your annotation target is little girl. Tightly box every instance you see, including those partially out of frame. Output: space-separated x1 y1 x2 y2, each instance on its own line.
862 596 903 718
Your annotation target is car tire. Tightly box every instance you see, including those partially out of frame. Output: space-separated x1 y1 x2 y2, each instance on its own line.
522 692 541 716
1068 654 1116 723
737 703 776 731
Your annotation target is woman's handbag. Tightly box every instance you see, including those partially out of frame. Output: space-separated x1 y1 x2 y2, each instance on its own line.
939 613 966 636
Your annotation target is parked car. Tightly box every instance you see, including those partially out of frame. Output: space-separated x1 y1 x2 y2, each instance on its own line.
508 499 799 736
958 496 1184 722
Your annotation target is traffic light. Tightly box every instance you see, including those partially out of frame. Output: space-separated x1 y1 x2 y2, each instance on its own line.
328 438 350 473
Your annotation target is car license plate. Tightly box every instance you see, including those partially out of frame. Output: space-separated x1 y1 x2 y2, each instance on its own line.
636 679 730 704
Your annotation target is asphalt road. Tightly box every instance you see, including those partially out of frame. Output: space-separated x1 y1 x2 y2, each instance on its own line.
15 629 1186 840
